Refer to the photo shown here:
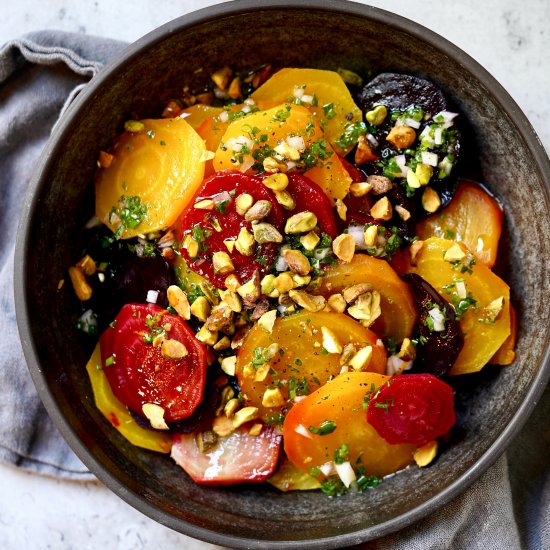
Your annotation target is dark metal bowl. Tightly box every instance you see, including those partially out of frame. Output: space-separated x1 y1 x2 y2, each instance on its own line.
14 1 550 548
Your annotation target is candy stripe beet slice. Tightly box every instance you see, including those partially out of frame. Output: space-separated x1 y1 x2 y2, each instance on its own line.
171 426 282 485
283 173 338 238
178 170 284 288
367 373 456 446
100 303 207 423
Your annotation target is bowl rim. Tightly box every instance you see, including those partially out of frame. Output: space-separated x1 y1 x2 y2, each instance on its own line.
14 0 550 548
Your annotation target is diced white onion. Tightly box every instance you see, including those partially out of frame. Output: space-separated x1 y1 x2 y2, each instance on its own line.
295 424 313 439
213 191 232 206
435 111 459 128
394 154 410 177
97 273 105 283
294 395 307 404
286 161 297 171
428 307 446 332
286 135 306 152
421 151 439 167
347 225 368 250
313 248 330 260
177 111 191 119
335 461 357 488
434 127 443 145
85 215 101 229
386 355 412 376
244 98 256 106
226 135 254 153
320 461 336 477
455 281 467 300
146 290 159 304
366 133 379 147
403 117 421 129
78 309 98 334
218 110 229 123
438 156 453 176
339 365 350 374
241 105 251 114
293 86 305 99
477 237 485 253
275 253 289 272
301 94 314 105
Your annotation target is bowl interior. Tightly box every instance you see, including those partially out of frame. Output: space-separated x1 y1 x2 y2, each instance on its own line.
17 2 550 548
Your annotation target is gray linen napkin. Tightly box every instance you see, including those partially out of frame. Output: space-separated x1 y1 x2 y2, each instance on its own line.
0 30 548 550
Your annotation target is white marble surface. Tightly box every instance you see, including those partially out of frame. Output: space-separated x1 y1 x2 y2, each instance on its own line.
0 1 548 549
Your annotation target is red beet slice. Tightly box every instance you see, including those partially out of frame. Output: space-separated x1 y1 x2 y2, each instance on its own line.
171 426 281 485
100 303 207 422
367 373 456 446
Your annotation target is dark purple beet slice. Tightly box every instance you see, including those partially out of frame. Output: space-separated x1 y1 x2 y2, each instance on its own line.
358 72 447 116
401 273 464 378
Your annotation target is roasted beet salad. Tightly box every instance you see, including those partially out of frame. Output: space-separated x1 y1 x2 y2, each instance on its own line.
67 65 515 496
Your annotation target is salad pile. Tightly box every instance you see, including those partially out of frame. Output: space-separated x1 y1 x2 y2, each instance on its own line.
68 66 516 496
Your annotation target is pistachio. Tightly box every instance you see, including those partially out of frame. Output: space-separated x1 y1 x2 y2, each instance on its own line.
339 343 357 366
186 239 199 258
348 345 373 370
273 272 295 294
212 415 234 437
236 271 261 305
190 295 211 322
398 338 416 361
142 403 169 430
332 233 355 262
283 249 311 276
200 281 219 305
335 198 347 221
160 339 188 360
444 243 467 262
232 406 260 428
223 239 236 253
252 222 283 244
194 198 215 210
370 196 393 221
68 266 92 301
349 181 372 197
321 326 343 354
406 169 422 189
254 363 271 382
250 298 270 321
205 303 234 332
300 231 320 251
224 397 240 418
422 187 441 213
213 336 231 351
347 291 381 326
219 289 242 313
235 227 255 256
366 175 393 196
124 120 144 133
274 190 296 210
343 283 373 304
395 205 411 221
291 274 311 288
364 224 379 247
212 251 235 275
327 293 347 313
262 172 289 191
409 240 424 265
415 164 433 185
248 423 263 436
386 125 416 149
195 430 218 453
262 387 286 408
288 290 326 312
484 296 505 323
274 141 300 161
413 441 438 467
260 274 276 296
196 325 218 346
244 200 272 221
365 104 388 126
235 193 254 216
167 285 191 320
354 134 379 164
224 273 241 292
285 211 317 233
258 309 277 333
263 156 287 173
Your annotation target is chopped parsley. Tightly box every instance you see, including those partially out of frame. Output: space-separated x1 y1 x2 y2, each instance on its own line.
108 195 149 239
335 121 366 150
308 420 337 435
288 376 309 400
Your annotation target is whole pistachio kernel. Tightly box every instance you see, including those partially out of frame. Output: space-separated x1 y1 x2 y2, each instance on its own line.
285 211 317 234
262 172 289 191
365 105 388 126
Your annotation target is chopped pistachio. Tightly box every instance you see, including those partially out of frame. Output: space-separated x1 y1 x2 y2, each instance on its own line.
413 441 438 467
332 233 355 262
190 296 211 322
321 326 343 354
262 172 289 191
300 231 320 251
232 406 260 428
366 105 388 126
212 251 235 275
196 325 218 346
142 403 169 430
285 211 317 233
348 345 373 370
327 293 346 313
262 387 286 408
235 193 254 216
